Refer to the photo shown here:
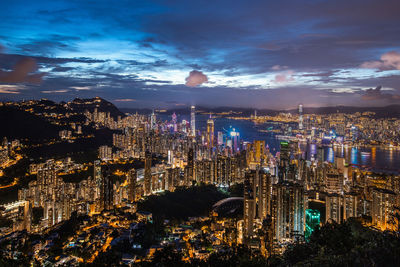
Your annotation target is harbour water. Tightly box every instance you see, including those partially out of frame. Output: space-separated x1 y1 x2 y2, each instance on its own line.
161 114 400 173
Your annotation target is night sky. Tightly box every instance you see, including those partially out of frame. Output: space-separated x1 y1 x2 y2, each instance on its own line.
1 0 400 109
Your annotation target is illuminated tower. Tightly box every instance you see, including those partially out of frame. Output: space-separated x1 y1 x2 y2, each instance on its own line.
244 172 256 238
272 181 305 242
206 116 214 148
144 150 152 195
278 141 290 182
150 110 156 130
186 148 194 186
372 188 397 231
94 160 102 211
127 169 136 202
230 128 240 153
298 104 303 131
171 112 177 132
190 105 196 136
102 165 113 210
258 168 271 220
305 209 320 240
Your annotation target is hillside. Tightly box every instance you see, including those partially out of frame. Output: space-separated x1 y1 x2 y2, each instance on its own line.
0 106 62 142
68 97 126 119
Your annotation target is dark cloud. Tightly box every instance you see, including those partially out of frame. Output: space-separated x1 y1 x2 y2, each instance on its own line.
362 86 400 101
185 70 208 87
51 66 74 72
0 57 45 84
17 40 77 57
0 53 106 67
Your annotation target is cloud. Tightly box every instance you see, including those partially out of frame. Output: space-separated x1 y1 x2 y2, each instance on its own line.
360 51 400 71
185 70 208 87
0 85 24 94
274 70 295 83
71 86 92 91
114 98 136 102
271 65 288 71
41 89 69 93
362 85 400 101
0 57 45 84
52 66 74 72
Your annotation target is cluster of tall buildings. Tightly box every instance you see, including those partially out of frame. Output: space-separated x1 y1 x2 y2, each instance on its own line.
1 103 399 254
240 139 400 254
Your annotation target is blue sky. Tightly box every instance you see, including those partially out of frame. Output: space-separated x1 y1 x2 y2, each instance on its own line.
0 0 400 109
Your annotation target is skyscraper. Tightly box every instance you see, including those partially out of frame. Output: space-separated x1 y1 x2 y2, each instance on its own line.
127 169 136 202
298 104 303 131
150 110 156 130
94 160 102 211
278 141 290 182
372 188 397 231
305 209 320 240
243 172 256 238
144 150 152 195
272 181 305 242
243 168 271 240
101 165 113 211
187 148 194 186
258 168 271 220
326 193 343 223
190 105 196 136
171 112 177 132
206 116 214 149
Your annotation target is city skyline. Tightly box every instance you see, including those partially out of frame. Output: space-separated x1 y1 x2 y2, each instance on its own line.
1 1 400 265
1 0 400 109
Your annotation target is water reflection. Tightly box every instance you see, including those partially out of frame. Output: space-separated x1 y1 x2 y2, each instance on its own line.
327 147 334 163
351 147 358 165
159 114 400 172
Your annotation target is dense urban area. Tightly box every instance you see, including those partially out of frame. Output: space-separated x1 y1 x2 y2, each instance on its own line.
0 97 400 266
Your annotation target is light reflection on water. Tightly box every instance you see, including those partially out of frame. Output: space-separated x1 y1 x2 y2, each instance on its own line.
160 114 400 172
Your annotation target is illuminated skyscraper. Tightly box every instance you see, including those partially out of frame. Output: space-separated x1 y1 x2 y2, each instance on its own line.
258 168 271 220
278 141 290 182
94 160 102 211
326 193 343 223
101 165 113 210
298 104 303 130
272 181 305 242
150 110 156 130
230 128 240 153
144 150 152 195
171 112 177 132
305 209 320 240
127 169 136 202
254 140 265 163
217 131 224 146
186 148 194 185
372 188 397 231
243 168 271 240
190 105 196 136
243 172 256 238
206 116 214 148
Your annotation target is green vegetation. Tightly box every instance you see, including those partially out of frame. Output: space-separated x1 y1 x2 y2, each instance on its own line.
137 185 227 221
280 219 400 266
0 106 62 142
228 182 244 197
